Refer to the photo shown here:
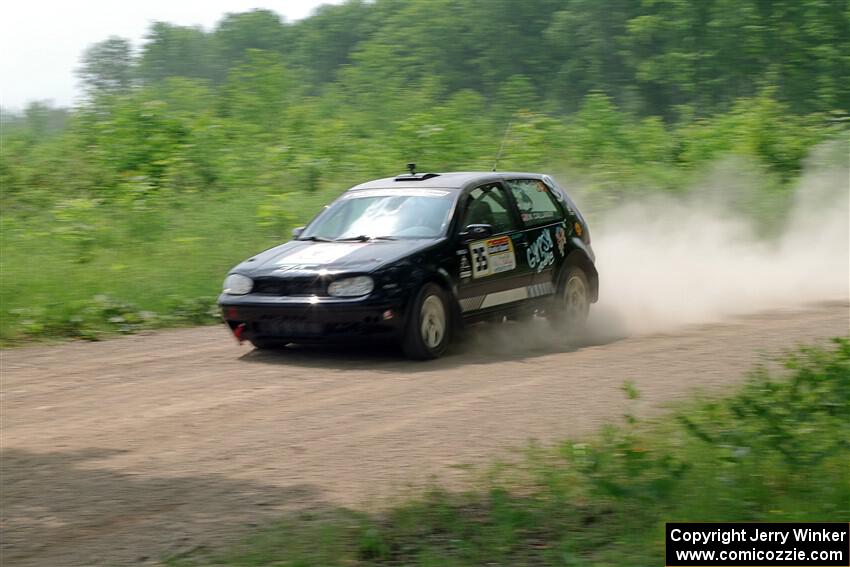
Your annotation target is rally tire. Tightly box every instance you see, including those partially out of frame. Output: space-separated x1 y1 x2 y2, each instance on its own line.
548 264 590 333
402 283 451 360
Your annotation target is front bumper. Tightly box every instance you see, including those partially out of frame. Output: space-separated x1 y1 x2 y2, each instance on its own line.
219 293 407 343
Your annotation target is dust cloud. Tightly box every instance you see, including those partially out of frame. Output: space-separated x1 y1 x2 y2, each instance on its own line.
462 143 848 356
585 142 849 336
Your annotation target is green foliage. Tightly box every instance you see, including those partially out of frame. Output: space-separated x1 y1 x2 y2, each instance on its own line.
255 192 300 239
5 294 219 342
77 36 135 95
676 91 827 178
168 339 850 566
680 339 850 469
213 9 287 76
138 22 217 83
50 197 103 263
1 0 847 342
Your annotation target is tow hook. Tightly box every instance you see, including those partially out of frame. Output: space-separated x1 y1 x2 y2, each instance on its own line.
233 323 246 344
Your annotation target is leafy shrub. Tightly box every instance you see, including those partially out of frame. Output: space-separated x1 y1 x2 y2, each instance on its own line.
680 338 850 469
164 296 220 325
50 197 103 263
3 294 220 343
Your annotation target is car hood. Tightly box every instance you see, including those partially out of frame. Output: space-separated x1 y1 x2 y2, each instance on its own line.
233 238 443 277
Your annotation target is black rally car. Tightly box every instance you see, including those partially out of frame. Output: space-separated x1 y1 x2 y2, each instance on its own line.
219 170 598 359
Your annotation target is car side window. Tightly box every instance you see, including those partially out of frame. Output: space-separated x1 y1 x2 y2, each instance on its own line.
462 183 517 234
505 179 562 228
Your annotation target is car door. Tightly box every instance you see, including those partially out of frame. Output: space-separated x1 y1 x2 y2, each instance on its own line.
454 182 535 315
504 178 568 297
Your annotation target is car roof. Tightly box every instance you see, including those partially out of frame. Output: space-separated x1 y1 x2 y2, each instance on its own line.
348 171 547 192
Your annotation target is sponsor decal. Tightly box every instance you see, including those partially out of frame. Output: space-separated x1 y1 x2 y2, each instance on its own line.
555 225 567 256
529 211 556 220
528 281 555 298
527 229 555 273
459 295 486 312
480 287 528 309
459 282 555 312
342 188 449 199
469 235 517 278
459 255 472 279
276 243 365 265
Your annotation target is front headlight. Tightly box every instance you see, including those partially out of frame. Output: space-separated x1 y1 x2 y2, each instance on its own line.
327 276 374 297
223 273 253 295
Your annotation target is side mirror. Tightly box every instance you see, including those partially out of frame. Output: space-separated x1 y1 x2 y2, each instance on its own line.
460 223 493 241
292 226 305 238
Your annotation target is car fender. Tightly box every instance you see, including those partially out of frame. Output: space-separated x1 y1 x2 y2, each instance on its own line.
395 259 463 329
431 265 465 330
561 241 599 303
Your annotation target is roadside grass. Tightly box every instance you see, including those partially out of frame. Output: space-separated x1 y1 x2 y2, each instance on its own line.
0 188 337 343
3 136 846 345
168 338 850 566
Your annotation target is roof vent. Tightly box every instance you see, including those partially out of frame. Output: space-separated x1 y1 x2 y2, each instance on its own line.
395 172 440 181
394 163 439 181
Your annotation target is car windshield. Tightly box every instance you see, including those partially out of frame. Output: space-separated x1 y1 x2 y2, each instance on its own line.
300 189 456 240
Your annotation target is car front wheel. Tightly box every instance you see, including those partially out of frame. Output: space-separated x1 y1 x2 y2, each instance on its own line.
402 282 451 360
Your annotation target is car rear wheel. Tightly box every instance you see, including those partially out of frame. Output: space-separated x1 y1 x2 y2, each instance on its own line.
402 282 451 360
548 265 590 332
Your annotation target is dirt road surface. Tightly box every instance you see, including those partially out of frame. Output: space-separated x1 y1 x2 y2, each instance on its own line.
2 301 847 566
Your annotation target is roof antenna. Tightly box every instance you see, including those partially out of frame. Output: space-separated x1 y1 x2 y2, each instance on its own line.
407 162 416 175
492 121 512 172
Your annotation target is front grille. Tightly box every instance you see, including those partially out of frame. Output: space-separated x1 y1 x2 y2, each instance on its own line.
252 276 326 296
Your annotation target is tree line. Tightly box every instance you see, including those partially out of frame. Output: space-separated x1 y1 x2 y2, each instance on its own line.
2 0 847 207
73 0 849 116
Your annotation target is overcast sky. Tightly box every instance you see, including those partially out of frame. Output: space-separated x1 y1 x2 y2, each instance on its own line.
0 0 343 111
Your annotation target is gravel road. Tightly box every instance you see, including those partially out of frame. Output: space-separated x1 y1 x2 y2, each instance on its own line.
1 301 847 566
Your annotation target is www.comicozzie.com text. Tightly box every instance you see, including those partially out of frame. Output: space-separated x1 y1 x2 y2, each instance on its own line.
670 527 848 546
